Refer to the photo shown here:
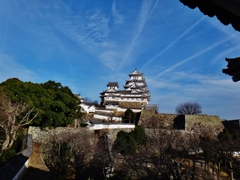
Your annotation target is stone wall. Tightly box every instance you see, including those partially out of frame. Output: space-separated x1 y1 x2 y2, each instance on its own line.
107 128 133 143
28 126 134 148
28 127 94 143
138 110 224 138
138 110 178 129
184 114 224 137
28 126 52 143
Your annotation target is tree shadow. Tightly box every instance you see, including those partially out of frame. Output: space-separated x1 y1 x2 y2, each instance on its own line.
22 167 56 180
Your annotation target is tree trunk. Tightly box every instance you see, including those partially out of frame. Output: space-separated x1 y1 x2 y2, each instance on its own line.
1 128 10 155
191 159 196 180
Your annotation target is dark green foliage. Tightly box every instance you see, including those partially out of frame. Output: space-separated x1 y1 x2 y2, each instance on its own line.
113 131 137 155
0 149 16 166
129 126 148 146
123 109 135 123
0 78 80 127
123 110 141 125
60 142 71 157
80 123 88 127
217 128 232 141
0 129 25 165
113 126 148 155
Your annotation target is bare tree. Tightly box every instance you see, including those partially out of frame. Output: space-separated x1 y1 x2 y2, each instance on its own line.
41 129 97 180
112 120 219 179
175 102 202 115
0 92 38 155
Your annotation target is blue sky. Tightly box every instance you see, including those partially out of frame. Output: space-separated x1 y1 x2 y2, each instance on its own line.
1 0 240 120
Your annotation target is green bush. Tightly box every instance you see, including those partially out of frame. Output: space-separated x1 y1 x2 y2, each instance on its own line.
113 126 148 155
113 131 137 155
0 131 25 165
0 149 17 165
129 126 148 146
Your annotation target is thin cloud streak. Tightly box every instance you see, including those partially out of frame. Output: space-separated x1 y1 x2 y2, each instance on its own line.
112 0 123 24
156 36 234 77
210 45 240 65
51 32 68 60
147 0 159 19
118 0 159 70
1 1 240 119
141 16 205 71
0 51 35 81
3 18 8 48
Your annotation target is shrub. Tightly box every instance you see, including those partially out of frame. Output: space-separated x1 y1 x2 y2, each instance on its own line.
113 131 137 155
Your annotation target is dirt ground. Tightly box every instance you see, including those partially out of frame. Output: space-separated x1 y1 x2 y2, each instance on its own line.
21 143 56 180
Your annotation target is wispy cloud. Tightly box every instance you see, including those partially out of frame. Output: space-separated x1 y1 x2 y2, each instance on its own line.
0 51 35 82
2 1 115 69
207 17 239 37
99 50 120 69
146 75 180 89
149 71 240 119
1 0 240 119
50 32 68 60
3 18 8 49
53 8 117 68
118 0 159 70
112 0 123 24
147 0 159 19
140 16 205 71
210 44 240 65
156 35 234 77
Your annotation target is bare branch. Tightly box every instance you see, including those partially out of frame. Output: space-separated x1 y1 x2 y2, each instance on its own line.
175 102 202 115
20 107 38 126
0 92 38 155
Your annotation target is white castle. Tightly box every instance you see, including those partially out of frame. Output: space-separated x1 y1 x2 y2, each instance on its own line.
100 69 150 111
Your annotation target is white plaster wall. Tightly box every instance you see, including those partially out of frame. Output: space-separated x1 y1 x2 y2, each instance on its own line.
95 109 114 113
89 106 95 113
93 114 122 121
89 124 135 130
116 107 142 113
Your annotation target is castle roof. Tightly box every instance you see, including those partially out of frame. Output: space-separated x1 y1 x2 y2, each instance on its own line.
179 0 240 32
107 82 119 87
129 69 143 76
100 69 151 105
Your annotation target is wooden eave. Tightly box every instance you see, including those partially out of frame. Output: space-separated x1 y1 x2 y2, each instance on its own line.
107 82 119 88
179 0 240 32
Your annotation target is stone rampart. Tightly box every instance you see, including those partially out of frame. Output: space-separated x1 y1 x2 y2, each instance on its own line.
138 110 224 138
28 126 96 143
185 114 224 137
139 110 178 129
28 126 134 147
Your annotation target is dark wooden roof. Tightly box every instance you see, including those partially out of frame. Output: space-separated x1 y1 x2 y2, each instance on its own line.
89 119 103 124
0 135 33 179
107 82 119 87
129 69 144 76
222 57 240 82
179 0 240 32
104 101 119 105
0 154 28 179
